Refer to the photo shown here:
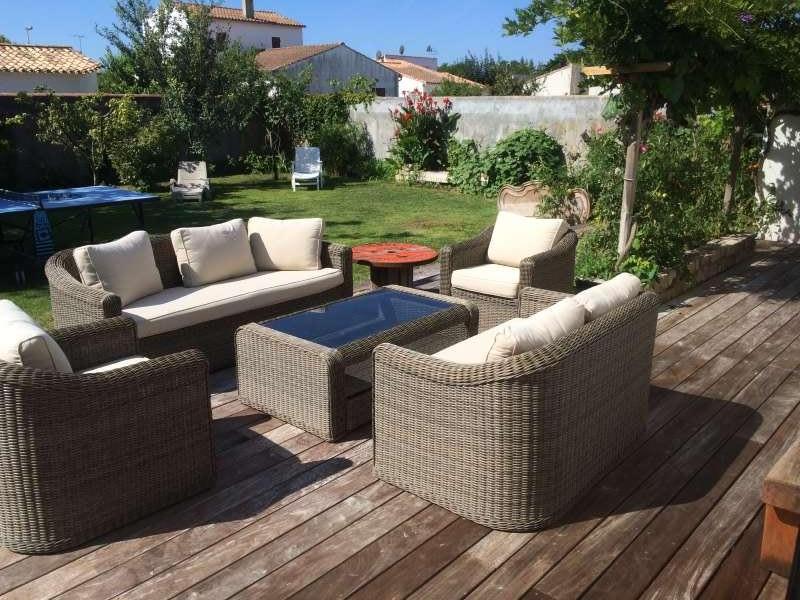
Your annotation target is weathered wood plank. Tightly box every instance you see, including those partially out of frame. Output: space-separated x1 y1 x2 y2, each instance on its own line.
757 574 789 600
290 505 458 600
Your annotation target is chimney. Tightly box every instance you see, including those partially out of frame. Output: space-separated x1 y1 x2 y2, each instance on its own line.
242 0 254 19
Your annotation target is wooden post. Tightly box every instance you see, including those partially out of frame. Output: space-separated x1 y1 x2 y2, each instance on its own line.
617 111 643 265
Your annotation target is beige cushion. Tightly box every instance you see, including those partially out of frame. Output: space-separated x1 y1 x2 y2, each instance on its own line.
574 273 642 321
451 264 520 299
487 297 585 361
433 319 523 364
80 356 149 374
0 300 72 373
171 219 256 287
487 212 569 268
73 231 163 306
248 217 324 271
124 268 344 338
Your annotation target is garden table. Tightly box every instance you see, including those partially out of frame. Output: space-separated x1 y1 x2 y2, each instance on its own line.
352 242 438 288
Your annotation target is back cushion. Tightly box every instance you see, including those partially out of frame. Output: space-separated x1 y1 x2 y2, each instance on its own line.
574 273 642 321
487 211 569 268
487 296 585 361
0 300 72 373
171 219 256 287
74 231 164 306
248 217 324 271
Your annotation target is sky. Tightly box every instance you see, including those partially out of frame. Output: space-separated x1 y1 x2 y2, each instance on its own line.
0 0 560 65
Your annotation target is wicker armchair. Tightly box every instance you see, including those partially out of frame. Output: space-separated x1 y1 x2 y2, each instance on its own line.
0 317 214 554
45 234 353 371
439 227 578 331
373 287 660 531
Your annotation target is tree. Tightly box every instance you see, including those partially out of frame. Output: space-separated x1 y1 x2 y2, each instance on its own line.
35 95 109 185
432 79 484 97
0 34 11 43
439 50 537 95
99 0 261 158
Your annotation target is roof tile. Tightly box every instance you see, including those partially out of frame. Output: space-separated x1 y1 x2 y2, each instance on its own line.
380 58 483 87
255 43 342 71
181 2 304 27
0 44 100 75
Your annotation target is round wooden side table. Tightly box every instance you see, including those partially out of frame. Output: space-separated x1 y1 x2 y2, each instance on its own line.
352 242 439 289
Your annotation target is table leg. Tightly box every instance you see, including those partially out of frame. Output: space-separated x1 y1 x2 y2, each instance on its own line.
369 266 414 289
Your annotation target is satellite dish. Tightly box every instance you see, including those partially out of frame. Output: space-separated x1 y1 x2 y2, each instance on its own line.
376 51 383 61
426 45 433 53
399 44 405 55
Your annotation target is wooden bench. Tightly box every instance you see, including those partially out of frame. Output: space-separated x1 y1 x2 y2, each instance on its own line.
761 435 800 579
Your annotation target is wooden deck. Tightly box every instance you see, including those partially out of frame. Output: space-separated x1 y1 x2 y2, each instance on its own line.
1 242 799 599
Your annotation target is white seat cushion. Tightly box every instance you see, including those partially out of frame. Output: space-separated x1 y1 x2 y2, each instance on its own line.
80 356 149 374
487 212 569 268
0 300 72 373
248 217 324 271
574 273 642 321
73 231 163 306
451 264 520 299
123 268 344 338
433 297 585 364
171 219 256 287
487 297 585 361
433 320 521 364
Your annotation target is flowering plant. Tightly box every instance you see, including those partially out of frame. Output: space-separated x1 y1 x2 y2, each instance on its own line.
388 91 459 171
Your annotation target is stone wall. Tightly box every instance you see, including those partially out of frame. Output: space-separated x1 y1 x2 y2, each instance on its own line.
351 95 612 160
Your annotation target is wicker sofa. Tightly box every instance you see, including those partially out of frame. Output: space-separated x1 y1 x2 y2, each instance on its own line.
440 226 578 332
373 286 659 531
45 234 353 371
0 317 214 554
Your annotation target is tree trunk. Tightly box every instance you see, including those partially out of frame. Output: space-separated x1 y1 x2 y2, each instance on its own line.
723 116 746 215
617 111 643 267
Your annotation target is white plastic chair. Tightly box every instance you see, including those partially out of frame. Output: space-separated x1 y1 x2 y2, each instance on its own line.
292 147 323 191
170 161 211 202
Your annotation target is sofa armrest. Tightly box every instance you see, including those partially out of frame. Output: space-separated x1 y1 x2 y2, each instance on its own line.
519 230 578 294
322 241 353 296
45 250 122 328
439 226 494 295
518 287 575 318
49 317 139 372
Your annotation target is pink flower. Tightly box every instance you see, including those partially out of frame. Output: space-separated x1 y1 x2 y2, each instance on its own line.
640 143 649 154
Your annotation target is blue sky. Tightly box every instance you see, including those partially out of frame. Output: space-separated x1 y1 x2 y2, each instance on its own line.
1 0 560 65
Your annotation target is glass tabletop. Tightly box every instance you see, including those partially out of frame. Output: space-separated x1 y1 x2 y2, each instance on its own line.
262 288 454 349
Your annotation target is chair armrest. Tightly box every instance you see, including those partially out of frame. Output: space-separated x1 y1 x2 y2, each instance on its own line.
439 226 494 295
49 317 138 372
169 178 177 185
518 287 574 317
45 251 122 328
519 230 578 294
322 241 353 296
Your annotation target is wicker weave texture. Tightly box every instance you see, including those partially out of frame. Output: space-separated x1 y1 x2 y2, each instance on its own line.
373 291 660 531
237 286 478 441
440 227 578 331
45 235 354 371
0 320 215 554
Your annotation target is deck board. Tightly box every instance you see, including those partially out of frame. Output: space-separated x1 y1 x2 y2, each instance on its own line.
0 242 797 599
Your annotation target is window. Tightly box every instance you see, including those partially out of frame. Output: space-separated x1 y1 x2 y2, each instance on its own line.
215 32 228 44
271 37 281 49
375 88 387 97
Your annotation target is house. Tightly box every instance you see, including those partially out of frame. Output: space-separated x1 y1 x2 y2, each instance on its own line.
531 62 606 96
378 57 483 96
0 44 100 93
256 43 399 95
180 1 303 50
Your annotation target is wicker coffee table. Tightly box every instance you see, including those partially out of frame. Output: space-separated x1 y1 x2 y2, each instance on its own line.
236 285 478 441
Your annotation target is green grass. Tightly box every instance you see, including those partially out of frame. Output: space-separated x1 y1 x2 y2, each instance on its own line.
0 175 495 326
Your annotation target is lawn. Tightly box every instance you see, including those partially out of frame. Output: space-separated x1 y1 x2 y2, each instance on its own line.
0 175 495 326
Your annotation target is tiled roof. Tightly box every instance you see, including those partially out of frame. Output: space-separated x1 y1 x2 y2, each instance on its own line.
380 58 483 87
0 44 100 74
181 2 304 27
255 43 342 71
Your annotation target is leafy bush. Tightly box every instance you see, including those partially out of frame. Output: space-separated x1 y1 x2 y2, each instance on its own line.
242 151 290 176
311 121 375 179
106 96 179 189
572 111 765 282
432 79 484 97
388 92 459 171
447 138 485 193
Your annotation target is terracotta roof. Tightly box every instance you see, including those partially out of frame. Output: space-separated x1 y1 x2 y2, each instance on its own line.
0 44 100 74
379 58 483 87
255 43 342 70
180 2 304 27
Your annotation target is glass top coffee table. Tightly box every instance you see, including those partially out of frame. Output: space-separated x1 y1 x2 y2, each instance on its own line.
236 286 478 441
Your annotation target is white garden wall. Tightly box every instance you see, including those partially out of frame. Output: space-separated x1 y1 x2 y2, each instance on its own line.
351 95 611 159
761 113 800 243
